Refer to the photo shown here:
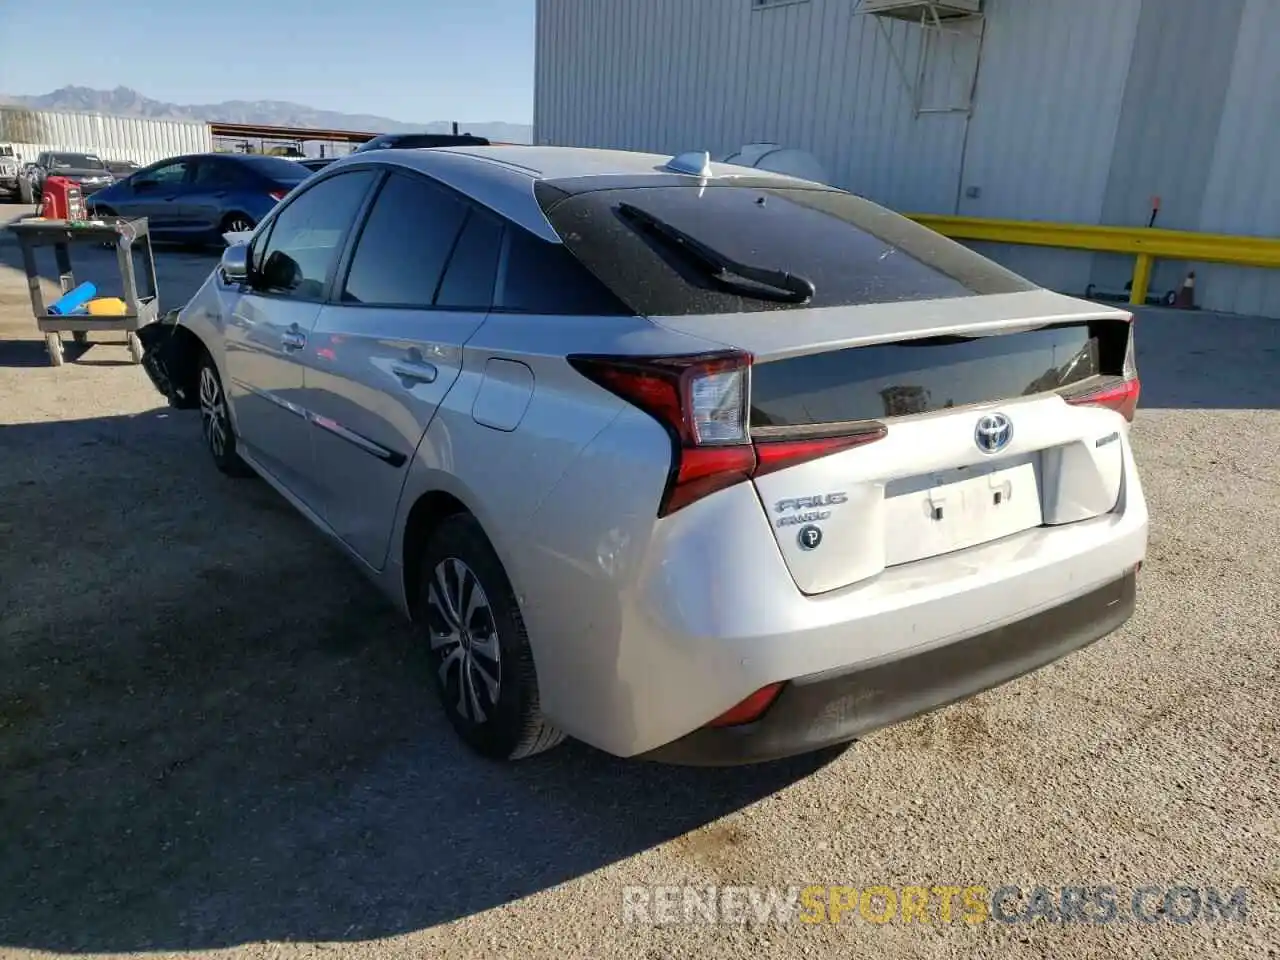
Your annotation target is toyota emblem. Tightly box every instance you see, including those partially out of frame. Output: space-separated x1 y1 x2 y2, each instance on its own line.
974 412 1013 454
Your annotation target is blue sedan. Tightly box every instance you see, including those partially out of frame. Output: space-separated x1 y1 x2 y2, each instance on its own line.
85 153 311 244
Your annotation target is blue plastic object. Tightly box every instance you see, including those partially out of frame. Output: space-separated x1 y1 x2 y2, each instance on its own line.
47 281 98 316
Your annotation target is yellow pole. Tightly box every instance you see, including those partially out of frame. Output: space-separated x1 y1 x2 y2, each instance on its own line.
1129 253 1154 306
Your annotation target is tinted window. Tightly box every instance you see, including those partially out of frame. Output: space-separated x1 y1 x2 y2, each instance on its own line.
254 170 375 299
750 324 1106 427
342 173 468 307
435 209 503 309
237 154 311 182
537 181 1036 316
140 160 190 185
190 158 240 187
499 227 629 315
49 153 106 170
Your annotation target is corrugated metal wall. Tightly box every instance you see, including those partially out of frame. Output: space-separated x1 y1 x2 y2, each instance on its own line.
535 0 1280 318
1195 0 1280 317
0 109 212 167
957 0 1141 293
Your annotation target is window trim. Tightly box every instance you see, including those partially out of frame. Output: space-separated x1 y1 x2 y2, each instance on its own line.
331 168 504 314
243 166 382 304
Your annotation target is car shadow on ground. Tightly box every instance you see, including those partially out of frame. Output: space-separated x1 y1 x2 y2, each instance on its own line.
0 408 840 953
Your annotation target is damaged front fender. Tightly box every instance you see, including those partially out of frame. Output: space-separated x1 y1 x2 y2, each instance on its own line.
138 309 204 409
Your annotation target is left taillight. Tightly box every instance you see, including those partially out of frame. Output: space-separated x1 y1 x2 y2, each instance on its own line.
568 351 887 516
268 190 288 202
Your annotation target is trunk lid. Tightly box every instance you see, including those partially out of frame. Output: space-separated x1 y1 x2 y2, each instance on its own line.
663 293 1135 595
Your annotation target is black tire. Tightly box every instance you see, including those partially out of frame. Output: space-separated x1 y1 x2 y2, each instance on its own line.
416 514 565 761
195 352 254 477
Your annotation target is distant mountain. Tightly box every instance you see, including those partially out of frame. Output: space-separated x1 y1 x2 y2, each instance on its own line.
0 85 532 143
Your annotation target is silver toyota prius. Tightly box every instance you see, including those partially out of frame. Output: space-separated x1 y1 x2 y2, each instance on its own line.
139 145 1148 766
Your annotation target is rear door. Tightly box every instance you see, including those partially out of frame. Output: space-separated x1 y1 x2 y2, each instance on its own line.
302 170 502 567
183 156 242 234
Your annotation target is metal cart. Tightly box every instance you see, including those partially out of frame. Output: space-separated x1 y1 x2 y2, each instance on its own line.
9 216 159 367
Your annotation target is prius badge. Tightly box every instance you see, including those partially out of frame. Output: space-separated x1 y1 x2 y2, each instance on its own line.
974 412 1013 455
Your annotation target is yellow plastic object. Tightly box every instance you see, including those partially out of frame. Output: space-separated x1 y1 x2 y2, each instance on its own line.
86 297 128 316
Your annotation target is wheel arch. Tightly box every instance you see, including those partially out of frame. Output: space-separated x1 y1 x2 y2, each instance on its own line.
167 324 211 409
401 489 473 622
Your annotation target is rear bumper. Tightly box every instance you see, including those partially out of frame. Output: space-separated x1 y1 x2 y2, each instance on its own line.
641 570 1136 766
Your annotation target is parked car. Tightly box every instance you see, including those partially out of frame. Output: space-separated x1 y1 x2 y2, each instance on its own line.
25 151 116 201
137 146 1147 766
0 144 24 200
353 132 490 153
85 152 311 243
105 159 142 177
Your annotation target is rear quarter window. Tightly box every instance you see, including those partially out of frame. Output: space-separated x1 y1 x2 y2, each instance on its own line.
535 181 1036 317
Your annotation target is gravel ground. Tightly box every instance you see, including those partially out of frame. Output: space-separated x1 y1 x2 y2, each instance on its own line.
0 203 1277 959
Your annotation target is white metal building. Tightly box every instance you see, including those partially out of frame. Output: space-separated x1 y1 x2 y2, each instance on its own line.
534 0 1280 318
0 108 213 168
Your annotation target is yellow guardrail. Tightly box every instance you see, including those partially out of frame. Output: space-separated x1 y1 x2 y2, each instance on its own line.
906 214 1280 306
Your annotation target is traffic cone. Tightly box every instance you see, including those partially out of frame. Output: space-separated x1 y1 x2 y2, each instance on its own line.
1175 271 1197 309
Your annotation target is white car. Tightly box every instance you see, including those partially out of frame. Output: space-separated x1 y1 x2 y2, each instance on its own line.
139 145 1147 765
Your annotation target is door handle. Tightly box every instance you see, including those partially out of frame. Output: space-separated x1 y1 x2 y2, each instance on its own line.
281 329 307 351
391 359 437 384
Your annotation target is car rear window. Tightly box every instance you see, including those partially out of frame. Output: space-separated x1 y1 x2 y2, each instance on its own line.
535 181 1035 317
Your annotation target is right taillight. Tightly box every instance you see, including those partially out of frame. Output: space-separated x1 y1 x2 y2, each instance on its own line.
568 351 886 516
1064 377 1141 421
1065 312 1140 421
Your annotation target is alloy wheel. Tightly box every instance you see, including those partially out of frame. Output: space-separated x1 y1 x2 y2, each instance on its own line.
198 365 228 459
426 558 501 723
224 216 253 234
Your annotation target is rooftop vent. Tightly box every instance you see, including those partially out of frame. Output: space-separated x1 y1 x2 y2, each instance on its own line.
664 150 713 177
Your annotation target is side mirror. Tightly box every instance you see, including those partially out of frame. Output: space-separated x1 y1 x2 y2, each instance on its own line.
220 244 250 285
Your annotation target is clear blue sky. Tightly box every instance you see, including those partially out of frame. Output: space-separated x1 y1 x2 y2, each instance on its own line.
0 0 536 123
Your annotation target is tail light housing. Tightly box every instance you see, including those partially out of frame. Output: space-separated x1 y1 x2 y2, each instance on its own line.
1064 312 1140 421
1064 377 1141 421
268 189 288 202
568 351 886 516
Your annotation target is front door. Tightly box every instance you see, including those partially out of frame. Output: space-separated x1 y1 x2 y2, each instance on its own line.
222 168 379 508
128 157 193 229
302 171 503 567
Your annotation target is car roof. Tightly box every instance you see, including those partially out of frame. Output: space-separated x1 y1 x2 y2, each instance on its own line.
320 145 817 242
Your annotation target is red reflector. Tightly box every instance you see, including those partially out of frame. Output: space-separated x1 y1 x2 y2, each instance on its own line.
1064 377 1140 422
707 683 785 728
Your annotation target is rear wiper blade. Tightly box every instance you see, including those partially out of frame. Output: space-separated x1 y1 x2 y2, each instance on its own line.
618 202 815 304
